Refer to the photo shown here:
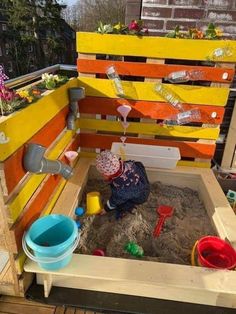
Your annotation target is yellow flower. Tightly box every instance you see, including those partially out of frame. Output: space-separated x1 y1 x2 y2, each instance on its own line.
26 96 33 103
114 22 124 31
215 28 223 37
18 90 30 98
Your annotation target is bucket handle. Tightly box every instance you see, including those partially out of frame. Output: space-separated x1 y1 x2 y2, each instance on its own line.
191 240 198 266
22 232 80 264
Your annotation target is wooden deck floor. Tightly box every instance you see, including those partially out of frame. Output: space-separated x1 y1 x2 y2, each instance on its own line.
0 296 102 314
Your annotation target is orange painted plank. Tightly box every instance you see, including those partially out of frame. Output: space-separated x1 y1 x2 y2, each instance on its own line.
3 107 69 195
79 97 224 124
77 59 235 83
10 135 80 253
79 133 215 159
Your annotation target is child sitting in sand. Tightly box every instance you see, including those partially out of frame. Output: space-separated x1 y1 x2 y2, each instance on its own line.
96 151 150 218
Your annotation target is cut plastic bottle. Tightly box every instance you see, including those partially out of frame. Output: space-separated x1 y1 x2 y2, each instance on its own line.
154 83 184 112
208 47 233 61
165 70 204 83
106 65 124 97
163 109 201 126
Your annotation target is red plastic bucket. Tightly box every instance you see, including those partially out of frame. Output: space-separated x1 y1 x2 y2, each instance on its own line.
191 236 236 270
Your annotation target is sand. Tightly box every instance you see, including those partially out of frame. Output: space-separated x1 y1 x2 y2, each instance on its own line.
76 178 216 265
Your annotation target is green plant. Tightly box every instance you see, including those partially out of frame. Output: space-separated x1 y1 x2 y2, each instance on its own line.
0 86 25 115
38 73 69 90
97 20 148 35
166 23 223 40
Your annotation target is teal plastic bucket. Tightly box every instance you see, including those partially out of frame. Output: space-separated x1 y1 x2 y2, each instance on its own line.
23 214 79 270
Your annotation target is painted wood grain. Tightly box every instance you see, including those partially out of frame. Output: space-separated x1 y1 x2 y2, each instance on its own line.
77 77 229 106
7 130 77 223
9 135 80 253
78 133 215 159
78 97 224 124
77 59 235 83
77 32 236 62
0 79 78 161
77 118 220 140
0 107 68 197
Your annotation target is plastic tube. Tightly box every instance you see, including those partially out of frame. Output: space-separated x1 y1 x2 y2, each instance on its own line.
24 143 73 179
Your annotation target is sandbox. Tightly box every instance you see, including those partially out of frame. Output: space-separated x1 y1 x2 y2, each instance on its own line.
77 177 216 265
24 159 236 308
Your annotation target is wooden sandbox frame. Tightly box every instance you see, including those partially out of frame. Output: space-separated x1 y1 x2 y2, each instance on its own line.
25 158 236 308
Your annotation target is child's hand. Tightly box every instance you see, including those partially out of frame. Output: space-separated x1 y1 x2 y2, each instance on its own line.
99 208 106 215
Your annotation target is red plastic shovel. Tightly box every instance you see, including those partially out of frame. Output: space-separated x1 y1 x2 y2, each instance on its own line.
153 205 174 238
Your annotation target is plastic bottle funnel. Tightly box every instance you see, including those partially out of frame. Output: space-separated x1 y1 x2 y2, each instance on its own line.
86 191 102 215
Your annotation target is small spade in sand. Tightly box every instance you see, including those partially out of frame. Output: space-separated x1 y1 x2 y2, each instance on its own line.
153 205 174 238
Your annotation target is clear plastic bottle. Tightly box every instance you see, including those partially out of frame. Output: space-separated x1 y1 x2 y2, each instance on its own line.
106 65 124 97
209 46 233 61
154 83 184 112
163 109 201 126
165 70 204 83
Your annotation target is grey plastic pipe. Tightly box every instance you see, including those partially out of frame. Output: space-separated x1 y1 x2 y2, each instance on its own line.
24 143 73 179
67 87 85 130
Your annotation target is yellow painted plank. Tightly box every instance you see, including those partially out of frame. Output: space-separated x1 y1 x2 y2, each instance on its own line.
15 251 27 275
15 179 67 274
77 77 229 106
0 79 78 161
7 130 75 223
43 179 67 216
177 160 211 168
77 118 219 140
77 32 236 62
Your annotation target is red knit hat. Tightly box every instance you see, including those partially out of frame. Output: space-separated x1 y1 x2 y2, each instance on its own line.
96 151 121 177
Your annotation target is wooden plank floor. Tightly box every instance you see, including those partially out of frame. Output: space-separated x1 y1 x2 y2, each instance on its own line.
0 296 102 314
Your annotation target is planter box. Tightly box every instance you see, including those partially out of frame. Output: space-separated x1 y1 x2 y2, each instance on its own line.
24 158 236 308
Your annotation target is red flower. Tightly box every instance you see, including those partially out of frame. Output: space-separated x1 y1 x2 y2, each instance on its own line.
128 20 140 31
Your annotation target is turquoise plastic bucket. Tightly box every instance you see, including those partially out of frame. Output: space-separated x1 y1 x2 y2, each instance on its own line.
23 214 79 270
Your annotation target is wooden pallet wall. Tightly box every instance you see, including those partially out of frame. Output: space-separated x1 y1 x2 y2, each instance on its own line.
76 32 236 168
0 78 80 294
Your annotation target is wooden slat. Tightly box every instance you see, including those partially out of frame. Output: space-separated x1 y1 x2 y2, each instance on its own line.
77 32 236 62
25 252 236 308
139 57 164 139
65 307 75 314
7 130 76 224
177 160 210 168
52 157 92 217
15 178 68 274
77 59 235 83
77 118 220 140
77 77 229 106
0 296 55 307
9 134 80 253
0 302 55 314
0 107 68 197
78 53 97 154
221 99 236 170
55 307 65 314
78 133 216 159
0 79 78 161
78 97 224 124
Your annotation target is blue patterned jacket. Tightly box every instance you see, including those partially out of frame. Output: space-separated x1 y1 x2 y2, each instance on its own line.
104 160 150 215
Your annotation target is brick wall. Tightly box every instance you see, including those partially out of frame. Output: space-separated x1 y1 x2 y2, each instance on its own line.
126 0 236 38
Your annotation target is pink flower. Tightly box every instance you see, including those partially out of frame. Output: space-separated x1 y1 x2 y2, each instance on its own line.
128 20 140 31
